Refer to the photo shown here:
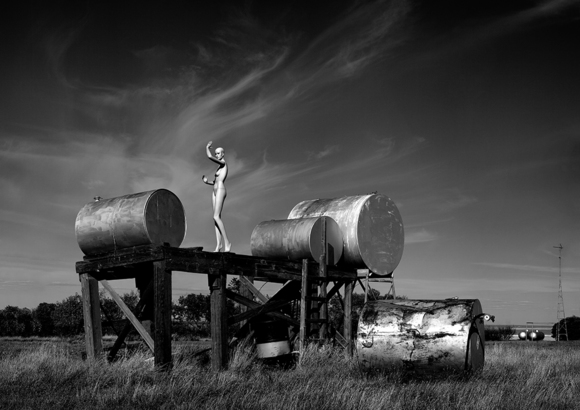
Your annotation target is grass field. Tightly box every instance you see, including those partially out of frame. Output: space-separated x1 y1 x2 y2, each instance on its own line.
0 338 578 410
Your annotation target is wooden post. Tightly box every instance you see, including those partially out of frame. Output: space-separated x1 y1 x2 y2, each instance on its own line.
80 273 102 360
209 269 227 370
154 260 172 369
299 259 309 358
135 265 154 337
319 217 328 341
343 280 353 357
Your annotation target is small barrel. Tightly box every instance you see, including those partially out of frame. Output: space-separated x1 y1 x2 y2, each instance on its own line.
254 319 291 359
288 194 403 275
357 299 485 373
250 217 343 265
75 189 186 256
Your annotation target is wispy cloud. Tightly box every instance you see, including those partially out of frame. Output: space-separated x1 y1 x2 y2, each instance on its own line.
405 228 438 244
307 145 340 160
473 262 580 275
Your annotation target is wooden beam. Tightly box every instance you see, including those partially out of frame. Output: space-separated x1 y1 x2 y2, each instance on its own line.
299 259 308 357
154 260 172 369
101 280 154 352
225 290 299 326
209 269 227 371
343 280 354 357
227 298 294 325
239 276 268 303
80 274 102 360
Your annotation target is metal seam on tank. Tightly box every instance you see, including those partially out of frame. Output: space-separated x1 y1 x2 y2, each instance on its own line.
352 195 367 269
142 189 160 244
173 191 186 244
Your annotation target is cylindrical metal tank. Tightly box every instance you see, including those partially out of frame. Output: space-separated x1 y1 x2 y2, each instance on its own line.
288 194 403 275
357 299 485 373
250 217 343 265
518 331 528 340
254 319 291 359
530 330 545 341
75 189 186 256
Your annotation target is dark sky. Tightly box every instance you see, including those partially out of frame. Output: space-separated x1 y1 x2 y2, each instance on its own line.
1 0 579 327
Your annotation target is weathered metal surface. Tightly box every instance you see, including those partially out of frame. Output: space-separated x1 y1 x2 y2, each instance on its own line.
254 319 291 359
75 189 186 255
288 194 404 275
251 216 343 265
357 299 485 372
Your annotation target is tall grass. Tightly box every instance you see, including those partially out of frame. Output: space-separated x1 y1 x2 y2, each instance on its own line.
1 341 579 409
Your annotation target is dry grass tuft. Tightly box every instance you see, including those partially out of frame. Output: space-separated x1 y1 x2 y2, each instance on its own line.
1 340 579 409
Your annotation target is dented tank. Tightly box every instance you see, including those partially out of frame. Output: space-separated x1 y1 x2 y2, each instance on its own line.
75 189 186 256
288 194 404 275
357 299 485 372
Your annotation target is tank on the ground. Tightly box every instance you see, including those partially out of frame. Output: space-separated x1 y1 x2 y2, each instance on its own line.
357 299 485 373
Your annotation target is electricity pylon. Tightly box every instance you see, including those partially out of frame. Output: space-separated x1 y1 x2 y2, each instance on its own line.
554 244 568 341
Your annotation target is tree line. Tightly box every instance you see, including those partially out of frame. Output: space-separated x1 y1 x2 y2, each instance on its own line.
0 279 398 339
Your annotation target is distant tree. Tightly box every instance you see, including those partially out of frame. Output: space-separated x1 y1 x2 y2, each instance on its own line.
52 294 84 337
551 316 580 341
32 303 56 336
173 293 211 339
0 306 27 336
485 325 515 341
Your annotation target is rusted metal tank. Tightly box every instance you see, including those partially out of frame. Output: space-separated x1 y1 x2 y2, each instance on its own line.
254 319 292 359
75 189 186 256
288 194 404 275
251 217 343 265
357 299 485 373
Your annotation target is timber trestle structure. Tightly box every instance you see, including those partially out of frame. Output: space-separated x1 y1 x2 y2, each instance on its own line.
75 244 356 370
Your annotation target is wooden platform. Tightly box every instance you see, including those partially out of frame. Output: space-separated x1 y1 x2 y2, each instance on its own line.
75 244 356 370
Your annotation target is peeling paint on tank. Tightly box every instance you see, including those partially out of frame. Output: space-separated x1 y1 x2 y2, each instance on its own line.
357 299 485 373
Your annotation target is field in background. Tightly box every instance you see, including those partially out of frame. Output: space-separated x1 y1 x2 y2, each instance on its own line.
1 338 579 409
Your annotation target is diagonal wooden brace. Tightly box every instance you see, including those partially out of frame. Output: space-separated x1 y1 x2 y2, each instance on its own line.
107 278 154 361
101 280 155 354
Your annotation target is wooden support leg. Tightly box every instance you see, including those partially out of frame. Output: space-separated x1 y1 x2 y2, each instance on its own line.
80 273 102 360
299 259 309 357
319 217 328 341
154 260 172 369
136 265 154 336
209 269 227 371
343 280 353 357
